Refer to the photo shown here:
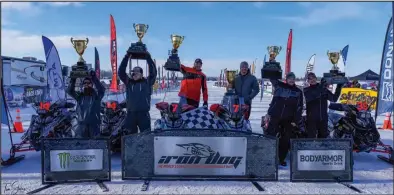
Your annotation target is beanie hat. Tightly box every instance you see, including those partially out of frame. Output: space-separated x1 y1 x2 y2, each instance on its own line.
240 61 249 68
286 72 296 79
307 72 316 78
132 66 143 74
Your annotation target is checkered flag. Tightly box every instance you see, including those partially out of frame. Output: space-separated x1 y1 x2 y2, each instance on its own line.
181 107 222 129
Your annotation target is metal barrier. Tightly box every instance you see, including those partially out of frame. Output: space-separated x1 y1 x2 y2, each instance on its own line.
28 138 111 194
122 129 278 191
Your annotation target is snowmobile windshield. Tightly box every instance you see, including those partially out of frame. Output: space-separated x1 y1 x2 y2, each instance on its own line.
222 95 244 121
103 91 125 103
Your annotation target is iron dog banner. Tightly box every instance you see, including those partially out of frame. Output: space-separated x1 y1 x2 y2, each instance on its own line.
154 137 247 176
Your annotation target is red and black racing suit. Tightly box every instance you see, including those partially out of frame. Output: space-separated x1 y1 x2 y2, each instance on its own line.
178 65 208 108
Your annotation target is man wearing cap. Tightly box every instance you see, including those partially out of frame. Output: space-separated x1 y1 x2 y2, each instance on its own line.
118 51 157 135
303 72 343 138
67 70 105 138
233 61 260 119
265 72 304 166
178 58 208 108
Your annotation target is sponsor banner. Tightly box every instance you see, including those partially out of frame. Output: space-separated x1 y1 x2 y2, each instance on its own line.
2 58 47 86
50 149 104 172
154 137 247 176
290 139 353 182
24 86 47 104
41 138 111 184
122 129 278 181
339 88 377 110
297 150 346 171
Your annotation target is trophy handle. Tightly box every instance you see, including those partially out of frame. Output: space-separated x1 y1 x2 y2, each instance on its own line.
181 36 185 42
70 38 74 45
278 46 282 52
267 46 270 52
133 23 136 30
145 25 149 32
85 38 89 47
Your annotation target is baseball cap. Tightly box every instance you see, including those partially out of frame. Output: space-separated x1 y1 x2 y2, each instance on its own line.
195 58 203 64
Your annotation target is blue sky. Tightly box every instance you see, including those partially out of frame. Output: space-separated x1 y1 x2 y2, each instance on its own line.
1 1 392 77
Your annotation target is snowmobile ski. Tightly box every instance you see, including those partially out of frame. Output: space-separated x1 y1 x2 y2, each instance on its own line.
27 184 57 194
251 181 265 191
97 181 109 192
141 180 150 191
1 155 25 166
334 177 362 193
377 155 394 165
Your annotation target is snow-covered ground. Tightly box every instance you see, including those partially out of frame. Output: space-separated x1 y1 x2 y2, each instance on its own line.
1 81 393 194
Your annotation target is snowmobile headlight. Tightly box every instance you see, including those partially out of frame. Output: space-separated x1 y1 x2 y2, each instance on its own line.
360 113 366 118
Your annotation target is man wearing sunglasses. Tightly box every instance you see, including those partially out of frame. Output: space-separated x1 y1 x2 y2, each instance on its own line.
265 72 304 166
118 51 157 135
178 58 208 108
67 70 105 138
303 72 343 138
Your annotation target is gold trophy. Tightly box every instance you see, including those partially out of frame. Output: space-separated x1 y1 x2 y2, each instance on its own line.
323 50 347 84
70 38 90 78
225 70 237 95
261 46 283 80
164 34 185 71
128 23 149 59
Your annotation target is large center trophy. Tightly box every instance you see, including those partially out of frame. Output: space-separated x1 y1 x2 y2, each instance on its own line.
323 50 348 84
128 23 149 59
70 38 90 78
261 46 283 80
225 70 237 95
164 34 185 71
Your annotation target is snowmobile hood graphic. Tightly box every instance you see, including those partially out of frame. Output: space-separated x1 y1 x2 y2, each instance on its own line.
176 143 216 158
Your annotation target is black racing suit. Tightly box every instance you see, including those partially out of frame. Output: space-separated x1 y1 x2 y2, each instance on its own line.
118 53 157 135
266 79 303 163
303 83 343 138
67 75 105 138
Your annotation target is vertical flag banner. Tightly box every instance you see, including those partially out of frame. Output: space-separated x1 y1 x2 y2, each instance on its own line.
42 36 65 103
285 29 293 76
110 14 118 92
376 17 394 117
341 45 349 66
95 47 100 79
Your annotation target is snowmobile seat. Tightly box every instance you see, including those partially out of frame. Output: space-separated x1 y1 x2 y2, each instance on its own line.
156 102 169 111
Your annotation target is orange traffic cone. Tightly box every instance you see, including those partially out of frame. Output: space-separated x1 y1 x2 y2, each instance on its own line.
381 112 393 130
13 108 24 133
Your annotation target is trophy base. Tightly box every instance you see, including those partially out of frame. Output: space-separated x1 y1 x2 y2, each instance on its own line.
261 62 282 80
323 71 348 85
164 55 181 71
128 42 148 59
225 88 236 96
70 64 90 79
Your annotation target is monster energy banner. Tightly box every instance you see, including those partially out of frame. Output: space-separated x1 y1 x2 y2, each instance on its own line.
290 139 353 182
41 138 111 184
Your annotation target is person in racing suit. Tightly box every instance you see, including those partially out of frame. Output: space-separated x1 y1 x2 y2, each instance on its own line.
178 58 208 108
233 61 260 120
266 72 303 166
67 70 105 138
303 72 343 138
118 51 157 135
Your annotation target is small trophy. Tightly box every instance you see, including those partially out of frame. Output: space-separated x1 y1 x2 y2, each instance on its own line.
128 23 149 59
225 70 237 95
323 50 348 84
261 46 283 80
70 38 90 78
164 34 184 71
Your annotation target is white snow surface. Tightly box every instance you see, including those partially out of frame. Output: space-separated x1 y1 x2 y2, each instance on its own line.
1 81 393 194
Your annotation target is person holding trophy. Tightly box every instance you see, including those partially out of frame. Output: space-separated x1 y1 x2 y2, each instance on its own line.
303 74 343 139
233 61 260 119
67 37 105 138
118 23 157 135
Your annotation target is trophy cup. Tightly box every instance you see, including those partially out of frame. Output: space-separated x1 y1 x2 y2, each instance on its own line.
128 23 149 59
323 50 348 84
261 46 283 80
164 34 185 71
225 70 237 95
70 38 90 78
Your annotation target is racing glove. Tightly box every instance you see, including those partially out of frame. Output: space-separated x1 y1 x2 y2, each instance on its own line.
203 101 208 107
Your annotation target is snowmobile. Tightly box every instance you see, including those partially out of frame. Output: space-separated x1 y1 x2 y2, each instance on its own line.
19 100 77 151
153 101 196 130
328 102 394 164
100 100 127 152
